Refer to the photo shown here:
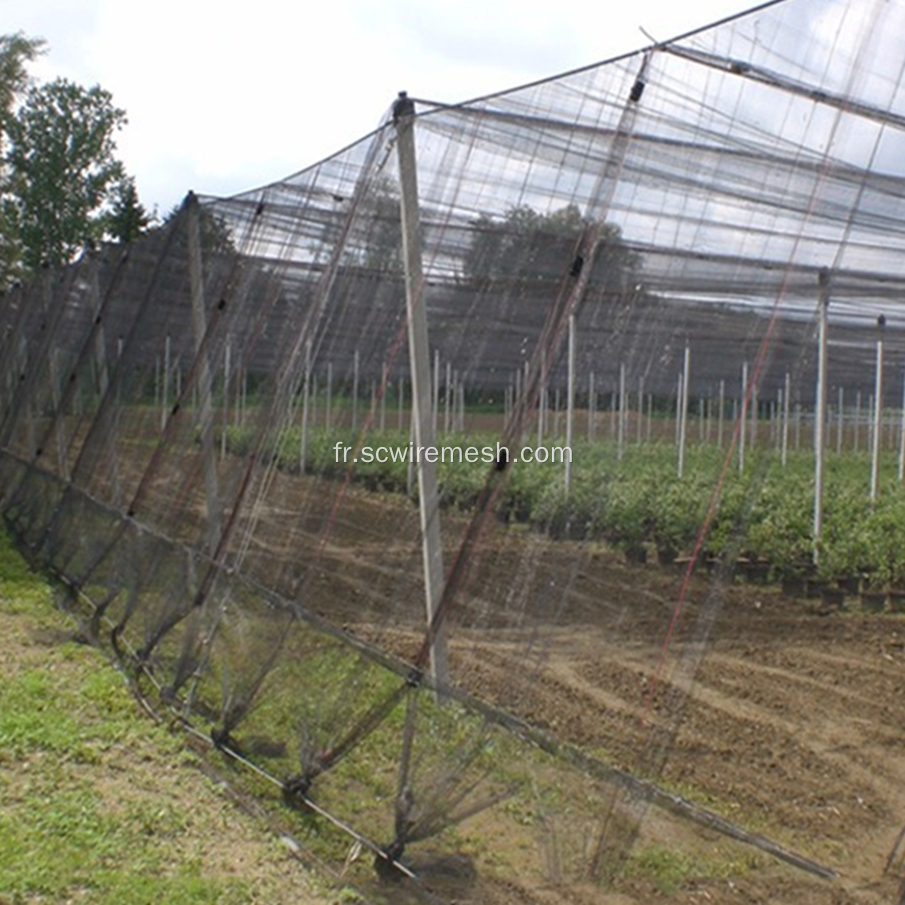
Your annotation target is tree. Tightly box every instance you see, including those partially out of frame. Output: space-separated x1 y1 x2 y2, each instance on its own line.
0 32 44 137
107 176 151 244
0 32 45 284
357 176 402 273
463 202 641 298
3 77 128 273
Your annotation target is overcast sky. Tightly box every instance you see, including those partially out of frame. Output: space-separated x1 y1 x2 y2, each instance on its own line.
10 0 759 216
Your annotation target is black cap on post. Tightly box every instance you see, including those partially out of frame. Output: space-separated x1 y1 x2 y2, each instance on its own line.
393 90 415 122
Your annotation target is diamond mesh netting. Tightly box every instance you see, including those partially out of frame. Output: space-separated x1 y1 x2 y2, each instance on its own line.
4 1 905 901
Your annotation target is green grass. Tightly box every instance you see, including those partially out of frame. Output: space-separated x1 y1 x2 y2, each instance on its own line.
0 528 328 905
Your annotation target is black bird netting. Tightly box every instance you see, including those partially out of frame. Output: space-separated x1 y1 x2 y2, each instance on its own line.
4 0 905 901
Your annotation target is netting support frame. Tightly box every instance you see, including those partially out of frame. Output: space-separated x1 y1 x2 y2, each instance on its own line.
813 269 830 564
394 92 451 693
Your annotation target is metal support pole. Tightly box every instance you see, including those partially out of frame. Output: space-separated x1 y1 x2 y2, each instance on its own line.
618 362 626 461
836 386 844 454
326 360 333 432
394 93 450 690
300 338 311 472
813 269 830 564
637 376 645 444
444 361 451 435
871 315 885 501
565 314 575 491
750 384 758 450
432 349 439 436
187 194 222 552
162 335 171 430
353 349 360 431
538 367 547 447
739 362 748 473
898 372 905 483
221 340 231 460
678 344 690 478
718 378 725 448
782 372 790 468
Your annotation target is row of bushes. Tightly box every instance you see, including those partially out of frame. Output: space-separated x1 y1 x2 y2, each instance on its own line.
222 424 905 588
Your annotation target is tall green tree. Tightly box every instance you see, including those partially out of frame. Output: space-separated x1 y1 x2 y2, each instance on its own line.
353 176 402 273
463 202 641 298
0 32 45 284
0 32 44 134
107 176 151 244
3 77 128 273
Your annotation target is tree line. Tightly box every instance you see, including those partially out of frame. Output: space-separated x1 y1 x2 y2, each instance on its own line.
0 32 150 289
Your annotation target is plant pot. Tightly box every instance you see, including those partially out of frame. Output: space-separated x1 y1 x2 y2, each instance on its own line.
836 574 860 594
888 589 905 614
804 578 828 600
820 586 846 610
781 575 807 598
656 545 678 566
745 561 771 585
623 544 647 565
860 591 886 614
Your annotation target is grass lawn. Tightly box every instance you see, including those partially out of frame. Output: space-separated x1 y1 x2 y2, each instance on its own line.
0 528 334 905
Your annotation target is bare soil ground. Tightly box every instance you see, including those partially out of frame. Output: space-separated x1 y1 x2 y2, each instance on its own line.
249 474 905 905
11 452 905 905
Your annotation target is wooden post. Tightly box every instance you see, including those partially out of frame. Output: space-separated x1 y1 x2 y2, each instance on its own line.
394 92 450 691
